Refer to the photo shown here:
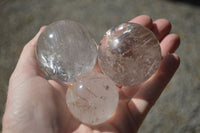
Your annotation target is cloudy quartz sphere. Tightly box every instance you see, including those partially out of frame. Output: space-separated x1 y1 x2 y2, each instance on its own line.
36 20 97 82
66 72 119 125
98 23 161 86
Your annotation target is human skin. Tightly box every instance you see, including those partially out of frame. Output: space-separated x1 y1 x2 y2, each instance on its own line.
2 15 180 133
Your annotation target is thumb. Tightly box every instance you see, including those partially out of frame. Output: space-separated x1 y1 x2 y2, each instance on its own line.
10 26 46 83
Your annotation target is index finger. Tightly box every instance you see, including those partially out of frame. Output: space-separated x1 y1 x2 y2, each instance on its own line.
129 15 153 29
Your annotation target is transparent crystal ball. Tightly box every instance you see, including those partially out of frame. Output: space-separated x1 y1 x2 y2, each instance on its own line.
36 20 97 82
66 72 119 125
98 23 161 86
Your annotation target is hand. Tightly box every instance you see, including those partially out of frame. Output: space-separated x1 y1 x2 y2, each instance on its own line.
2 15 180 133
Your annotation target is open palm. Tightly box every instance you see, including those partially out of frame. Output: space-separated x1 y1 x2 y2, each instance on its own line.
3 15 180 133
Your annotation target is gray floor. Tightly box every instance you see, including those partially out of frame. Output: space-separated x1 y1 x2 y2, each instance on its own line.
0 0 200 132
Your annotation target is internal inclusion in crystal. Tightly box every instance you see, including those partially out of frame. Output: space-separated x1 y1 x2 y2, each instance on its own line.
98 22 161 86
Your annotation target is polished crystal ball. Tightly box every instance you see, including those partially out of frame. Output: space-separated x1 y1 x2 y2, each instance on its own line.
36 20 97 82
66 72 119 125
98 23 161 86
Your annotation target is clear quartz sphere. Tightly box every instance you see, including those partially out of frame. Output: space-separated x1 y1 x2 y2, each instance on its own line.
36 20 97 82
98 23 161 86
66 72 119 125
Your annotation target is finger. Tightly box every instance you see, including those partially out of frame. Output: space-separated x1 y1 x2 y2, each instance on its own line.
121 20 175 98
129 15 153 29
121 33 180 98
152 19 171 41
128 54 180 125
160 33 180 57
133 53 180 106
10 26 46 82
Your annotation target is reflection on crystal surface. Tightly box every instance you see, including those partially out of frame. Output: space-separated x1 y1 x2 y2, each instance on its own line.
66 72 119 125
98 23 161 86
36 20 97 82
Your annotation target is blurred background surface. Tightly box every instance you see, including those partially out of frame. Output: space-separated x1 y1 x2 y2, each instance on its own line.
0 0 200 132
